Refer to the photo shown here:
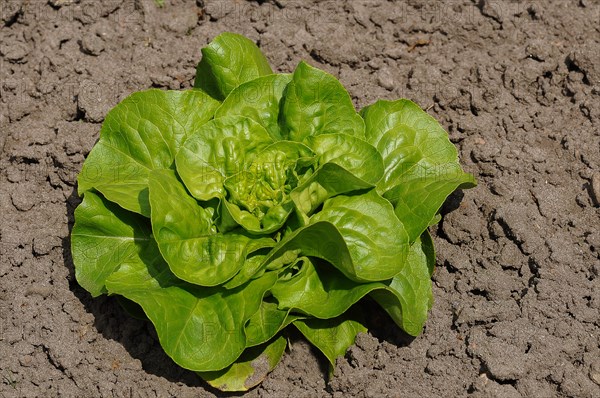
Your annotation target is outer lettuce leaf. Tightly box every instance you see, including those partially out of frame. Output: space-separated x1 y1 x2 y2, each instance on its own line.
370 233 435 336
105 245 278 372
194 32 273 100
279 61 365 142
71 191 152 297
244 299 300 347
271 257 377 319
198 335 287 392
270 233 433 337
360 99 476 241
175 116 274 201
77 89 219 217
294 308 367 366
215 74 292 140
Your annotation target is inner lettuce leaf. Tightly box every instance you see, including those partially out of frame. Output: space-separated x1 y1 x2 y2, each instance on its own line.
71 32 476 392
215 73 292 140
175 115 274 201
279 61 365 142
222 140 316 233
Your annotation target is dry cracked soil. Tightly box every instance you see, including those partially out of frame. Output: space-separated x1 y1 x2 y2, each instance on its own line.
1 0 599 397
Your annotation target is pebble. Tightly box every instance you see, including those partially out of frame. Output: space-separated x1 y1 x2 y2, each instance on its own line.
590 362 600 385
385 46 403 60
377 68 395 91
367 58 382 70
10 188 36 211
49 0 75 6
2 41 29 62
590 173 600 207
25 285 53 298
19 355 34 367
33 236 61 256
81 33 105 56
162 8 199 34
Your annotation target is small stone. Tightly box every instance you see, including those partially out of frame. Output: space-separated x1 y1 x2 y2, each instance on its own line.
33 235 61 256
590 173 600 207
24 285 53 298
10 186 36 211
468 333 528 381
205 1 230 20
77 79 116 123
19 355 33 367
6 166 21 183
479 0 503 23
385 46 403 60
162 8 199 34
590 362 600 385
525 39 550 62
1 40 29 62
367 58 382 70
49 0 75 6
81 33 105 56
498 242 521 269
377 68 395 91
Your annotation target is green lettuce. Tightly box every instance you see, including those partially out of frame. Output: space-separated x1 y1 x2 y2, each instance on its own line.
72 32 476 391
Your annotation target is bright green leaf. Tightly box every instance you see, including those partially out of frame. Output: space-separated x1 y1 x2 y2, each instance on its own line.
78 89 219 216
149 169 270 286
310 190 409 282
290 134 384 216
279 61 364 142
215 74 292 140
71 191 152 297
360 99 476 241
245 299 301 347
271 257 377 319
305 133 384 185
175 116 274 201
272 234 433 335
290 163 374 216
223 251 270 290
294 309 367 366
258 191 409 284
194 32 273 100
105 248 278 372
370 234 434 335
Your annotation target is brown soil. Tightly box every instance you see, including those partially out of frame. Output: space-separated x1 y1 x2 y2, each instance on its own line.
1 1 599 397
